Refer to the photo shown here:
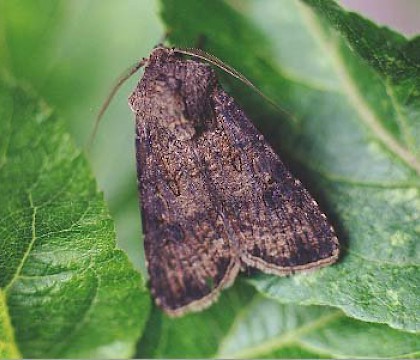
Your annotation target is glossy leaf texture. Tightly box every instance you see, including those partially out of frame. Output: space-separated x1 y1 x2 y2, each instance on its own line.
159 0 419 333
0 79 151 358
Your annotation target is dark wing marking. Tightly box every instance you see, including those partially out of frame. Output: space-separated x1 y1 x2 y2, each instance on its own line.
197 88 339 275
130 58 240 316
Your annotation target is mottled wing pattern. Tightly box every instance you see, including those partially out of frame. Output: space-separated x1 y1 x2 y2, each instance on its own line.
129 51 239 316
129 47 339 316
199 88 339 274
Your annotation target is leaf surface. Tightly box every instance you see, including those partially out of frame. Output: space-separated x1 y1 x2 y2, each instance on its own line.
137 281 420 359
0 79 150 358
217 295 420 359
0 0 163 273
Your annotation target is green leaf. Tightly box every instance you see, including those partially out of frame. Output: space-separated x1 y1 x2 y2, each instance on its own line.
218 295 420 359
0 0 163 273
0 290 21 359
137 281 420 359
136 281 255 358
160 0 419 333
0 78 151 358
301 0 420 167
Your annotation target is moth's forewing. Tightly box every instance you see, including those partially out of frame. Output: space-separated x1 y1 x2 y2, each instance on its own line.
129 48 240 316
129 47 339 316
205 89 339 274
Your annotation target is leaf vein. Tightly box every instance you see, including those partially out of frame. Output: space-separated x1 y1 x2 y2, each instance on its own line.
4 192 38 293
296 1 420 175
221 310 343 358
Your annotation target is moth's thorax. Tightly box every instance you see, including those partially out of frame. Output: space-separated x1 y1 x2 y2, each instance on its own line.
129 48 217 140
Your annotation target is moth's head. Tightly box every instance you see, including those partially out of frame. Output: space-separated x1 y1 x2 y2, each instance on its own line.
147 46 177 64
142 46 217 97
130 46 218 140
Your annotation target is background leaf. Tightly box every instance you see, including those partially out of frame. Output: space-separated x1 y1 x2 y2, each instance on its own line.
0 79 150 358
160 0 420 333
217 294 420 359
136 280 420 359
136 281 254 358
0 0 163 272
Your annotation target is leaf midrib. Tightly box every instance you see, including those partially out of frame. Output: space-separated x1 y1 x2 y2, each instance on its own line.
0 290 21 358
1 192 37 358
4 193 37 293
296 0 420 176
219 309 343 358
295 337 420 359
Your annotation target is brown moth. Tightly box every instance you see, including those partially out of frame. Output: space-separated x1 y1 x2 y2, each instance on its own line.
128 46 339 316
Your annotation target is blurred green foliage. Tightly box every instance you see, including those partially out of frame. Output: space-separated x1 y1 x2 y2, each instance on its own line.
0 0 163 272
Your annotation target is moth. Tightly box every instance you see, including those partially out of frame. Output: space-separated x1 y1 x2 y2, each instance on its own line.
127 46 339 316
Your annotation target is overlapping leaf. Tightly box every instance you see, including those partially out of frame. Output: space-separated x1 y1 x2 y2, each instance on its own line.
217 293 420 359
0 79 150 358
137 281 420 358
0 0 163 271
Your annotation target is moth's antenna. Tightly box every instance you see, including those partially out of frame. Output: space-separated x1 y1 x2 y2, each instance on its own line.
171 47 292 119
86 58 148 151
